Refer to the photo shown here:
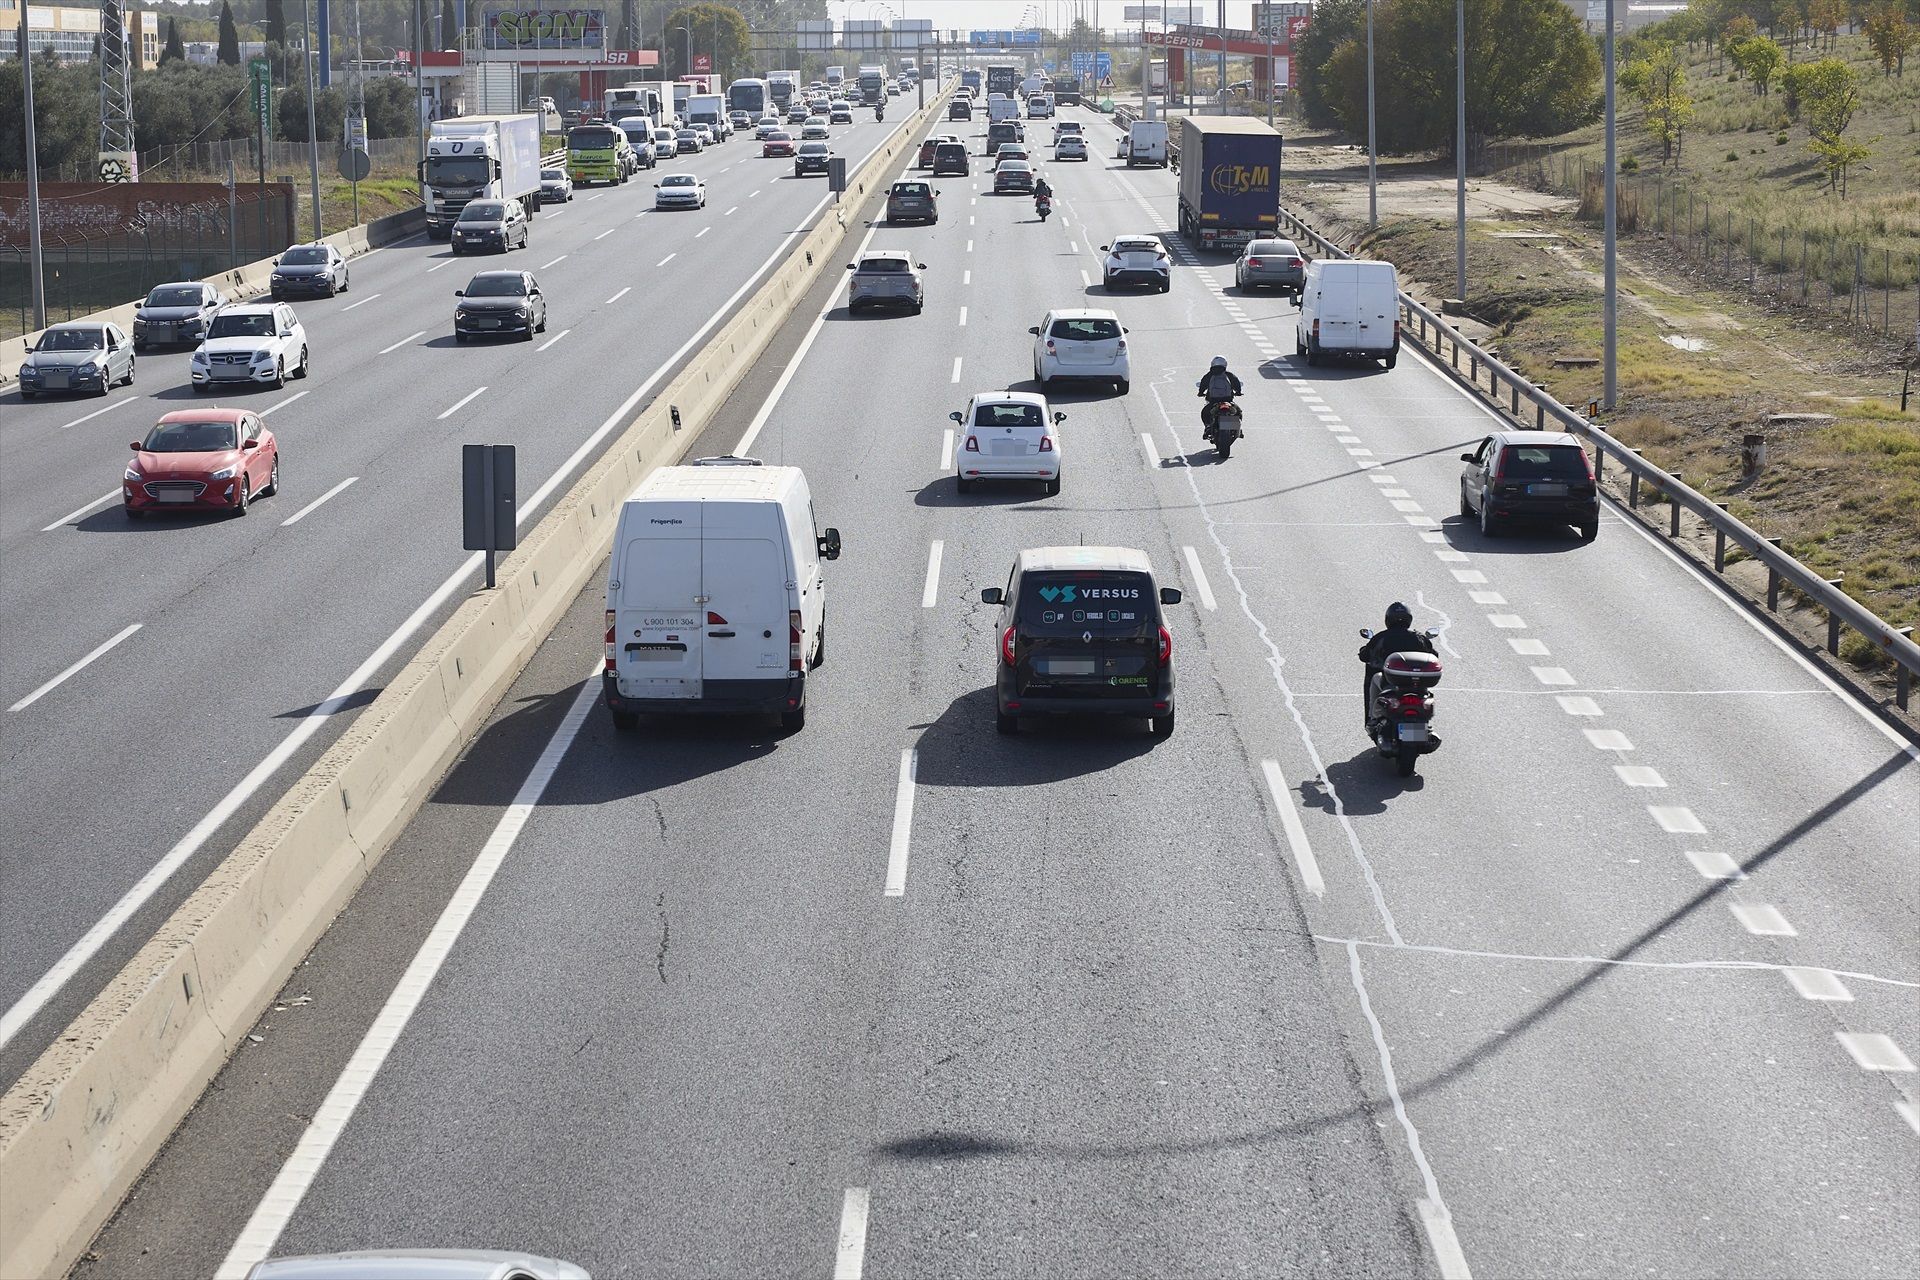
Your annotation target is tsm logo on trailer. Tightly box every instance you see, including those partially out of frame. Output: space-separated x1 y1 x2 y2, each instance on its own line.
1207 164 1271 198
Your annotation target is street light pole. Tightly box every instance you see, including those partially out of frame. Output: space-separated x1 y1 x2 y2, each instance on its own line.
1603 0 1618 408
1366 0 1377 226
304 0 323 240
20 0 46 329
1454 0 1466 302
677 25 691 79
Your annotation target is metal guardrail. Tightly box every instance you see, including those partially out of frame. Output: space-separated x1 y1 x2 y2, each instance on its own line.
1274 204 1919 712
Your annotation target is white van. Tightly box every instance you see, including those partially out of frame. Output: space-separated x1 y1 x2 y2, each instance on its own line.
987 95 1020 124
1297 259 1401 369
603 459 841 732
1125 120 1169 167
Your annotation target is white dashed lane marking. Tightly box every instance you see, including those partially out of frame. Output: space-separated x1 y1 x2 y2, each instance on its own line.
1730 903 1796 936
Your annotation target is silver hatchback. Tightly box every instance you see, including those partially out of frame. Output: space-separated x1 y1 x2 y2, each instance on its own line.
846 250 927 315
1235 238 1307 296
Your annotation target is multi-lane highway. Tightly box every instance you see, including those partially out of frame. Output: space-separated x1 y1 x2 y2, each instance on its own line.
0 109 914 1081
49 96 1920 1279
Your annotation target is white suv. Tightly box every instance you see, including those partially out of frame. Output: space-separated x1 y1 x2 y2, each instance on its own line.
950 391 1065 496
190 302 309 390
1030 309 1130 394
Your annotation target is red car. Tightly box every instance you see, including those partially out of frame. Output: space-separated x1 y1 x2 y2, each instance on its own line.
763 131 795 157
124 407 279 519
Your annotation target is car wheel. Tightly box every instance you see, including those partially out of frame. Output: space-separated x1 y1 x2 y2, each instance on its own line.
1044 474 1061 497
1479 500 1501 539
811 616 827 668
124 358 135 387
124 506 144 520
1384 351 1398 370
1305 340 1322 367
1116 378 1130 394
456 333 468 344
1459 482 1473 518
522 323 535 342
995 710 1019 735
340 273 349 293
536 310 547 333
263 456 280 496
326 280 337 298
1578 517 1599 543
295 346 309 378
1151 710 1176 739
19 389 34 400
232 473 250 517
1295 332 1306 357
610 708 639 732
779 705 807 733
271 357 285 389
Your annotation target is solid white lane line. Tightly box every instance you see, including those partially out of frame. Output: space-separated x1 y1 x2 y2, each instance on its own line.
9 623 142 713
539 255 568 269
279 476 357 527
595 228 616 240
437 386 488 420
537 328 571 352
1730 903 1797 936
1613 765 1667 787
958 305 967 326
940 428 954 469
58 396 140 431
41 488 120 532
921 541 944 608
607 286 632 302
340 292 381 312
259 389 310 416
378 330 425 354
214 668 603 1279
1583 729 1633 751
1649 805 1706 834
1139 432 1161 469
950 356 963 384
1181 546 1218 611
1684 850 1744 879
1556 695 1604 716
1835 1033 1915 1072
884 748 917 897
834 1187 872 1280
1261 760 1323 898
1784 968 1853 1001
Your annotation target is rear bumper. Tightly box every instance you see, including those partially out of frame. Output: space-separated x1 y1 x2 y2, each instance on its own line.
1105 268 1168 287
1485 496 1599 522
1243 273 1302 291
998 690 1174 719
1312 336 1399 359
604 672 806 716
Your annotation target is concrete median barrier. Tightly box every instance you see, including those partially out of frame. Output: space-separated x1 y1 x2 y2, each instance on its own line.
0 89 947 1279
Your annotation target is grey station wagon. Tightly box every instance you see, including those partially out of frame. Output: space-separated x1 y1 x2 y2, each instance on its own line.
846 250 926 315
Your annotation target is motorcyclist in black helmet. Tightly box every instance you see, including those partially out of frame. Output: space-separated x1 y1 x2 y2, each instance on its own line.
1195 355 1243 441
1358 601 1435 726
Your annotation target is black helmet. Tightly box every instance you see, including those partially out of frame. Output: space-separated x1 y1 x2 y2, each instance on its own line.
1384 601 1413 629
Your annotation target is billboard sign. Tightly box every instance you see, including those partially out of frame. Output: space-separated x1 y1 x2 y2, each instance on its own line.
481 6 606 51
693 52 712 72
1071 51 1115 78
1124 4 1204 20
1012 28 1042 45
969 29 1012 46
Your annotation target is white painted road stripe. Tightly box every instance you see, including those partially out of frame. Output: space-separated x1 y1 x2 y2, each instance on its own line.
1140 432 1161 469
834 1187 871 1280
656 253 676 266
1649 805 1706 834
539 255 568 269
537 328 571 352
884 748 917 897
1783 968 1853 1001
1684 850 1744 879
9 623 143 713
1261 760 1324 898
213 669 603 1278
1181 546 1218 611
279 476 357 527
950 356 963 383
963 269 971 285
921 541 944 608
607 286 632 302
940 428 954 470
258 389 310 416
340 292 381 311
595 227 616 240
1613 765 1666 787
1730 903 1796 936
437 386 488 420
696 227 710 238
1583 729 1633 751
958 305 967 326
378 330 425 354
426 259 453 272
58 396 139 430
724 205 737 216
41 488 120 532
1556 696 1604 716
1835 1033 1916 1072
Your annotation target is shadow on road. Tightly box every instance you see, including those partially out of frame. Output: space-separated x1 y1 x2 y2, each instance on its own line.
914 686 1159 787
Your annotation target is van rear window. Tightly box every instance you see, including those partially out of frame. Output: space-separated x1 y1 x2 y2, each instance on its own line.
1501 445 1590 478
1016 572 1155 636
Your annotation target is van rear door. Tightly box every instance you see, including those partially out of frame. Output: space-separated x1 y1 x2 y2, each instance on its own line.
700 525 790 679
1013 571 1161 702
1315 262 1361 346
615 511 703 699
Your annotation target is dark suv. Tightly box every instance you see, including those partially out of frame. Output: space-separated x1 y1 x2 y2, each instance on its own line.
931 141 970 176
948 98 972 120
986 121 1024 155
1459 431 1600 541
980 546 1180 738
794 141 832 176
886 180 938 224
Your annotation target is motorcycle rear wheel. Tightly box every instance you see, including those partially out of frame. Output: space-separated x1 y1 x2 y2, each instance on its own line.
1216 437 1233 459
1395 746 1418 778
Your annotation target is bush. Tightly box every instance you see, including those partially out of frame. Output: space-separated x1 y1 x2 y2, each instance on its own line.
1726 149 1740 160
1776 130 1789 144
1620 154 1640 173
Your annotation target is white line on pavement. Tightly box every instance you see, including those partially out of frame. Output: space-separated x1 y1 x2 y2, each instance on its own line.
1649 805 1706 834
58 396 139 430
378 330 425 354
259 389 310 416
10 624 143 713
1181 546 1218 611
437 386 488 420
950 355 963 384
426 259 453 272
213 668 604 1278
41 488 120 532
1730 903 1796 936
1261 760 1323 897
884 748 917 897
962 269 971 285
940 428 954 469
958 305 967 326
725 205 738 216
1613 765 1667 787
279 476 357 527
657 252 677 266
1583 729 1633 751
696 227 710 238
749 188 761 197
606 286 632 303
537 328 571 352
1139 432 1161 469
834 1188 872 1280
966 239 974 252
539 255 568 269
1836 1033 1915 1072
1684 850 1744 879
1080 269 1091 287
921 541 944 608
595 228 616 240
340 292 381 311
1783 967 1853 1001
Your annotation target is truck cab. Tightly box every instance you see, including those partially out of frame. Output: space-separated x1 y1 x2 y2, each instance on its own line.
422 114 545 238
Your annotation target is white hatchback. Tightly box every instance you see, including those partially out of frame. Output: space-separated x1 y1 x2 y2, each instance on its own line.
950 391 1065 495
1030 309 1130 394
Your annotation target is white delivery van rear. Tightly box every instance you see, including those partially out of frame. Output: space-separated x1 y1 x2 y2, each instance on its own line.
988 96 1019 123
1298 259 1401 369
603 462 840 731
1127 120 1169 167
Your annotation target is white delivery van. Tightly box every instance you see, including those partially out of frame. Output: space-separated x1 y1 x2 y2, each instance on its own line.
987 95 1020 123
1297 259 1401 369
1126 120 1169 167
603 459 841 732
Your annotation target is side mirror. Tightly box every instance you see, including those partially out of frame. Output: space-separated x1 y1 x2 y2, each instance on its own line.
1159 588 1183 605
242 438 259 449
1053 412 1066 424
271 257 279 266
1459 452 1476 463
1122 327 1130 334
129 441 143 451
1359 627 1374 639
819 527 842 560
846 263 857 270
1099 244 1110 252
918 262 928 270
455 289 465 297
980 587 1004 605
948 411 964 423
1027 326 1040 335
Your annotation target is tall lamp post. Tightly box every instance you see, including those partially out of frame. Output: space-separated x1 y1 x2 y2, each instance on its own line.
19 0 47 329
1454 0 1466 303
1366 0 1377 226
304 0 322 240
674 24 690 79
1603 0 1618 408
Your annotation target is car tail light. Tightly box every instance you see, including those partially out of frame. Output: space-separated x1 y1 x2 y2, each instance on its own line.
1579 449 1596 481
964 435 980 452
1157 626 1172 666
1001 626 1017 666
706 611 728 625
1288 257 1303 267
1116 338 1127 351
1045 339 1057 354
604 610 617 672
1394 319 1403 342
1492 450 1508 484
1311 319 1320 339
1038 435 1053 452
1246 257 1263 267
789 611 804 672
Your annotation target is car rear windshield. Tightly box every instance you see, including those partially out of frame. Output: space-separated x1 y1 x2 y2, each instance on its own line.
892 183 930 197
464 275 526 296
1016 572 1157 636
145 420 237 452
281 247 326 264
990 124 1017 137
1501 445 1590 478
208 313 274 337
801 143 828 153
147 286 203 306
859 258 910 273
1050 317 1121 342
936 143 966 156
1249 240 1297 256
974 402 1043 428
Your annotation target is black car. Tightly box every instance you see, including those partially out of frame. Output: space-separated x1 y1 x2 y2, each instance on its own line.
948 100 972 120
931 142 970 176
270 243 349 299
980 546 1179 738
1459 431 1600 542
132 282 227 351
794 141 833 176
454 270 547 342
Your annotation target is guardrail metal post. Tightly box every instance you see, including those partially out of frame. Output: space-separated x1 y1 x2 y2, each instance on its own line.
1669 478 1682 537
1897 629 1913 710
1766 538 1783 610
1713 503 1728 571
1469 352 1478 382
1825 578 1844 654
1509 383 1519 414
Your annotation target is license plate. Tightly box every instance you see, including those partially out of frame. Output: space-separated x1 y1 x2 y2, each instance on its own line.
44 373 70 389
1528 483 1568 497
157 491 194 504
1396 723 1430 742
1039 657 1096 676
478 319 499 328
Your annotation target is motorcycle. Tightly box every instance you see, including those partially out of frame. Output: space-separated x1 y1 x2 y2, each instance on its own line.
1035 194 1052 222
1203 398 1243 459
1357 628 1443 777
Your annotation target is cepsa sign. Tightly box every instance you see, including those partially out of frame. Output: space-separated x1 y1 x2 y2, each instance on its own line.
484 6 606 50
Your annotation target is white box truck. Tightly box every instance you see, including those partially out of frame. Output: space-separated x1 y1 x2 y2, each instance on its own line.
687 93 730 138
826 65 845 87
603 459 842 733
421 113 545 239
